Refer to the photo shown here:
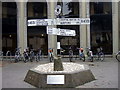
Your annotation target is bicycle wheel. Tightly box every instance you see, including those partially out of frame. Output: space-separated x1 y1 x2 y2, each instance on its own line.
100 52 105 61
116 53 120 62
95 53 99 60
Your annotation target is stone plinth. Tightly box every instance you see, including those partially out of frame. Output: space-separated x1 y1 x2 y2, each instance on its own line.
24 62 95 88
54 56 63 71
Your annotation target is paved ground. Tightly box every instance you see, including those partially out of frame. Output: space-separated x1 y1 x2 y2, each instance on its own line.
0 57 119 89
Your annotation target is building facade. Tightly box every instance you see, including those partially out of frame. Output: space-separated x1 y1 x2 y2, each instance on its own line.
0 0 120 56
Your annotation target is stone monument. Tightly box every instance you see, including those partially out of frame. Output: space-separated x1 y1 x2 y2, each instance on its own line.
25 3 94 88
24 56 95 88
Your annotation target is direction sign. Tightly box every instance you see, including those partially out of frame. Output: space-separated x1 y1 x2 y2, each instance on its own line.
47 27 58 35
28 18 90 26
28 19 54 26
56 18 80 25
80 18 90 24
28 20 37 26
47 27 76 36
56 18 90 25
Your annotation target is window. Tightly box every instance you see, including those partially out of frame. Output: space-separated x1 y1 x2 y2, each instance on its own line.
27 2 48 54
90 2 112 54
2 2 17 55
57 1 80 55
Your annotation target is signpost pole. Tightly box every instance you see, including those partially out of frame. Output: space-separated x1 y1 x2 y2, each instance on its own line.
47 2 57 56
79 2 88 56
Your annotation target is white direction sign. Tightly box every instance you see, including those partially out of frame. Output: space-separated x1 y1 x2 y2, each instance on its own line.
47 27 58 35
28 18 90 26
56 18 90 25
47 26 76 36
80 18 90 24
28 19 54 26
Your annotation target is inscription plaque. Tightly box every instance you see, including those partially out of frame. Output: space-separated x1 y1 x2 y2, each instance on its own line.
47 75 64 84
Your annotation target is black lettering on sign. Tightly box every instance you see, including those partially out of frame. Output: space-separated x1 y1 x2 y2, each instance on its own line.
28 21 35 25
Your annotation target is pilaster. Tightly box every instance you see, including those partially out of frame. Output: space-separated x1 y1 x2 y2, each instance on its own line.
79 1 89 54
16 2 27 54
86 1 90 48
112 2 119 55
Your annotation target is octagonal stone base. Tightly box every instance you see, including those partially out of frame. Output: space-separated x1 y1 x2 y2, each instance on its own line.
24 62 95 88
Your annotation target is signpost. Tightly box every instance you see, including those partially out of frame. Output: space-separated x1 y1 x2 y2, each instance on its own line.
25 5 95 87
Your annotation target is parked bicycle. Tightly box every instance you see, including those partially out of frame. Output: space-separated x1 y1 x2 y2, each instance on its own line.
86 48 93 62
78 47 85 62
36 48 42 62
48 48 54 62
95 47 105 61
6 50 12 61
0 51 3 60
60 48 65 58
69 49 73 62
23 48 30 63
15 47 22 63
116 51 120 62
29 49 35 62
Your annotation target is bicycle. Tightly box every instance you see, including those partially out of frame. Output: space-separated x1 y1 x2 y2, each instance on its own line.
23 49 30 63
36 49 42 62
69 49 73 62
15 47 22 63
86 48 93 62
0 51 3 60
6 50 12 61
48 48 54 62
78 48 85 62
29 49 35 62
60 48 65 58
116 51 120 62
79 52 85 61
95 47 105 61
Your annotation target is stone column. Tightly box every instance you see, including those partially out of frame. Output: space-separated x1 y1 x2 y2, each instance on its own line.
79 1 88 55
86 1 90 48
112 2 119 56
0 1 2 51
47 1 57 56
16 1 27 54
